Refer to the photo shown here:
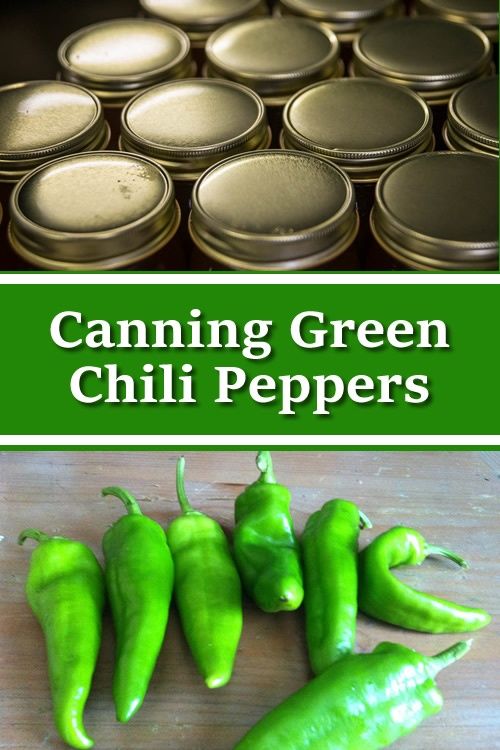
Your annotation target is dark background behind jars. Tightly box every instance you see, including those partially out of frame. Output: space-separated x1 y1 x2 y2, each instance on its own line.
0 1 139 84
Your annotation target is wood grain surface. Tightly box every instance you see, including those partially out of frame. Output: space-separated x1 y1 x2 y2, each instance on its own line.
0 451 499 750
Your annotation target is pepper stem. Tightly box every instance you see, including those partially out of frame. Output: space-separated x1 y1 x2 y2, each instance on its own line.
359 510 372 529
256 451 276 484
426 544 469 569
102 486 143 515
18 529 51 545
429 640 472 676
176 457 195 514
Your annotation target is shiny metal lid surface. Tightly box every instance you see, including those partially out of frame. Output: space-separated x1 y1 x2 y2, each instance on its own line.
121 79 270 179
140 0 267 37
352 18 492 103
190 150 358 266
8 151 180 269
278 0 403 34
416 0 499 36
371 151 498 269
205 18 341 100
0 81 109 183
282 78 433 181
444 76 499 155
58 18 193 103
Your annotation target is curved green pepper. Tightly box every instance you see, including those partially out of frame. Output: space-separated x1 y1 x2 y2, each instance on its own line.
358 526 491 633
18 529 105 750
302 499 371 675
233 639 472 749
102 486 174 723
166 456 243 688
234 451 304 612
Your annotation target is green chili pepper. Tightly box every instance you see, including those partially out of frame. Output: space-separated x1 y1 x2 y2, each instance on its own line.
302 499 371 675
101 486 174 723
358 526 491 633
233 639 472 750
233 451 304 613
18 529 105 750
166 456 243 688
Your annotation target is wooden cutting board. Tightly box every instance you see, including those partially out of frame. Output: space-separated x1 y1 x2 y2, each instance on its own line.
1 451 498 749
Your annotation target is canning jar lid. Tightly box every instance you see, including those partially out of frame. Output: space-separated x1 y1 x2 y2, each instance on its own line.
277 0 403 36
444 76 499 155
189 150 358 269
8 151 180 270
121 79 270 180
0 81 110 183
58 18 193 104
371 151 498 270
140 0 267 42
415 0 499 39
205 18 342 103
352 18 492 104
282 78 433 181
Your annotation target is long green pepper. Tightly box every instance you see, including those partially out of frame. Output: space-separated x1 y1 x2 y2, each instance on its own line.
102 486 174 723
166 457 243 688
358 526 491 633
233 639 472 750
302 499 371 675
18 529 105 750
234 451 304 612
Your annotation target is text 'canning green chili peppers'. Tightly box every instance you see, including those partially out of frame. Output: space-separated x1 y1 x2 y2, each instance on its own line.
102 486 174 723
18 529 105 750
233 639 472 750
234 451 304 613
166 456 243 689
302 499 371 675
358 526 491 633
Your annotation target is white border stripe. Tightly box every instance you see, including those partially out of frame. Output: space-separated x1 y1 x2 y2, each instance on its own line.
1 435 499 446
1 273 499 284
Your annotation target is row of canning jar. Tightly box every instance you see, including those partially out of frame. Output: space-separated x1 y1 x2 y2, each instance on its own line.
0 11 498 271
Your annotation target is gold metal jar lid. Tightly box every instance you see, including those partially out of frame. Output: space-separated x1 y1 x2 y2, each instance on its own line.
58 18 193 105
444 76 499 155
416 0 499 40
0 81 110 183
352 18 492 104
282 78 433 182
8 151 180 270
277 0 403 38
371 151 498 270
120 79 271 180
205 18 342 104
140 0 268 45
189 150 358 269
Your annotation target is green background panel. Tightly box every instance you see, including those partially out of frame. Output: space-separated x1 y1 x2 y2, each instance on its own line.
0 282 496 435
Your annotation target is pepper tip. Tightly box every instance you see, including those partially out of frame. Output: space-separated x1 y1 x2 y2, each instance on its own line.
205 673 230 689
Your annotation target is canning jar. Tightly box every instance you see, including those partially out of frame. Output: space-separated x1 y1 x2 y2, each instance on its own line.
139 0 269 68
351 17 493 146
281 78 434 267
7 151 182 271
120 78 270 231
0 81 110 207
58 18 194 145
415 1 499 43
276 0 404 62
189 150 359 270
205 17 342 142
443 76 499 156
370 151 498 270
0 80 111 269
